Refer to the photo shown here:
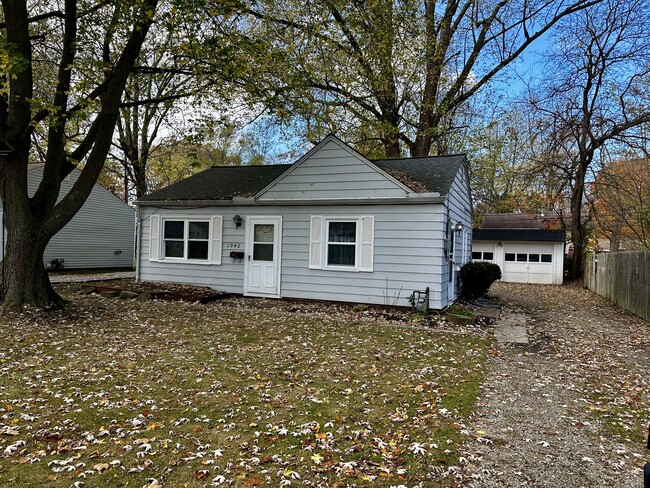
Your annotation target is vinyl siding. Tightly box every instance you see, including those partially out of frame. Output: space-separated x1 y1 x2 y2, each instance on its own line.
257 140 409 200
1 167 135 269
138 203 449 309
442 164 473 305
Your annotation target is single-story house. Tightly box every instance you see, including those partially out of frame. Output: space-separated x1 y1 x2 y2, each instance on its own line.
472 213 565 284
1 164 135 269
135 135 473 309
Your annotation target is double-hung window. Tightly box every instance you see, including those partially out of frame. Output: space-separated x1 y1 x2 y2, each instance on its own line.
149 215 223 264
309 216 374 272
163 220 210 260
326 221 357 267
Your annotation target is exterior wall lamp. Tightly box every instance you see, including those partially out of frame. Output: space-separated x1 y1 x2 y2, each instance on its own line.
233 214 243 228
454 222 463 233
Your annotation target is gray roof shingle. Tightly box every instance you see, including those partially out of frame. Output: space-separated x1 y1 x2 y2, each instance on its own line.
138 154 466 203
374 155 466 194
139 164 292 202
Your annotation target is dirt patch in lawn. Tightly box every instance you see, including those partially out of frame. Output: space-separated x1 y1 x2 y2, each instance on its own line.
67 279 230 303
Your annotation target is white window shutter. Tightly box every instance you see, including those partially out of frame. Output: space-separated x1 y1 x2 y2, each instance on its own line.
210 216 223 265
358 216 374 272
149 215 160 262
309 216 323 269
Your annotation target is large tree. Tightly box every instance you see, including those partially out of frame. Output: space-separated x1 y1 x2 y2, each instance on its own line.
0 0 161 310
239 0 601 158
590 156 650 250
530 0 650 279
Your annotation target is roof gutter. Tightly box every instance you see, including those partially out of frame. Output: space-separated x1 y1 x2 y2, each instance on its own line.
135 193 445 207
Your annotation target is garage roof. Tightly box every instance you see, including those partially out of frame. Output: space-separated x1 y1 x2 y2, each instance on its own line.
473 229 565 242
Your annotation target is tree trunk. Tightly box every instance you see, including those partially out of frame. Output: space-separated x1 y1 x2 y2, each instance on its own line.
133 159 148 199
1 215 61 311
568 164 587 280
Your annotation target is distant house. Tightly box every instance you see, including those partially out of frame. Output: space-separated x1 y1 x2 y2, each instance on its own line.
472 213 565 284
1 165 135 270
135 135 473 309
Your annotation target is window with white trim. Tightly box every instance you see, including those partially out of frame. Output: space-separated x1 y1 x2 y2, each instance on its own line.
327 220 357 267
309 216 374 272
163 219 210 260
149 215 223 264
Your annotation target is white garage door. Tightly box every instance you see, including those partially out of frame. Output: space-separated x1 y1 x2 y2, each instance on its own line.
502 243 555 284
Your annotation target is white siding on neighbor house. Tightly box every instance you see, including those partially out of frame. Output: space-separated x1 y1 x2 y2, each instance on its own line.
1 166 135 269
442 164 473 304
257 140 410 201
138 203 450 309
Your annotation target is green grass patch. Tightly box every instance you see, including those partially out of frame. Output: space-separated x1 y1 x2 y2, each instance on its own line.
0 291 490 487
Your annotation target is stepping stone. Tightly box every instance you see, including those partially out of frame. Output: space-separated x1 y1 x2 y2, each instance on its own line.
495 313 529 344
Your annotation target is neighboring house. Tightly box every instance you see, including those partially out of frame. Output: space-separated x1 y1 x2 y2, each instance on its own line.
135 135 473 309
472 213 565 284
1 164 135 269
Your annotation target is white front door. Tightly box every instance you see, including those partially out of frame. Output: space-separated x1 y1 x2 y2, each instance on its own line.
245 216 282 297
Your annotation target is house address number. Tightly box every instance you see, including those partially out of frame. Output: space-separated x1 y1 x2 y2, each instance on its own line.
225 242 242 249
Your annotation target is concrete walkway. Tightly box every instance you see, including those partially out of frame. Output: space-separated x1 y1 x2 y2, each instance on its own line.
50 271 135 284
494 312 530 344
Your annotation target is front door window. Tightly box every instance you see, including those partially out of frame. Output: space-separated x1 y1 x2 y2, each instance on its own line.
253 224 274 261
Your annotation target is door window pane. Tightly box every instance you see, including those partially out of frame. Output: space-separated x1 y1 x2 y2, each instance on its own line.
529 254 540 262
472 251 481 259
517 253 527 262
541 254 552 263
253 243 274 261
254 224 274 243
483 252 494 260
505 253 515 261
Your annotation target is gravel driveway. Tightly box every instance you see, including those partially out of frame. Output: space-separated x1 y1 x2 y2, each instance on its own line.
462 282 649 487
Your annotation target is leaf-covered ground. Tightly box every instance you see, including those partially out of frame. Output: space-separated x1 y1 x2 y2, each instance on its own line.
463 282 650 487
0 287 490 487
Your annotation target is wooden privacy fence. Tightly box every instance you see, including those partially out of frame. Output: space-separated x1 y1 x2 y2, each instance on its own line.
584 251 650 322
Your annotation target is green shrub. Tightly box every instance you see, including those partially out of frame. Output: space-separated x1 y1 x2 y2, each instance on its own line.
459 262 502 299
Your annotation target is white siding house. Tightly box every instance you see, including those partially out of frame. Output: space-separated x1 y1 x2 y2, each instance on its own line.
1 165 135 269
136 135 472 309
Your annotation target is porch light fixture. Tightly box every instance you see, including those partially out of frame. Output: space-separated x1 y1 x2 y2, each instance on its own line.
233 214 243 228
454 222 463 233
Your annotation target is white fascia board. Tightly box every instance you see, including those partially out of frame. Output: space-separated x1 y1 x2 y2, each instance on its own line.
135 193 444 208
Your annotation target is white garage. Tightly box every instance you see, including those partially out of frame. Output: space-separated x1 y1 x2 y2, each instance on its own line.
472 229 565 285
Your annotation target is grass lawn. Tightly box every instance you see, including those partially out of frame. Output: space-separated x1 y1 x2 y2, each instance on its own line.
0 289 490 487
